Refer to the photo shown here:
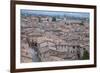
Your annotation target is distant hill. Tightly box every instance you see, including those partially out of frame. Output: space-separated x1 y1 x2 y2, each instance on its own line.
21 9 89 20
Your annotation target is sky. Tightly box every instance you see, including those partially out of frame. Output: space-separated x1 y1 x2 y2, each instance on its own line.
21 9 90 18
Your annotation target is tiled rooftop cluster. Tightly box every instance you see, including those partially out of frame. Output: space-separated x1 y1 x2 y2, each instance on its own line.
21 15 89 62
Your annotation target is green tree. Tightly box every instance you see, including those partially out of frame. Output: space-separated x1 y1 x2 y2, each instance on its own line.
52 17 56 21
82 50 89 60
80 21 84 25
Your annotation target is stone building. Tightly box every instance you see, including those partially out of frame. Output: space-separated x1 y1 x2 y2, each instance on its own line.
21 15 89 62
21 38 33 63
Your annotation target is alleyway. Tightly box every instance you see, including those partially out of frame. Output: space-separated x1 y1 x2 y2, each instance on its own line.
29 47 40 62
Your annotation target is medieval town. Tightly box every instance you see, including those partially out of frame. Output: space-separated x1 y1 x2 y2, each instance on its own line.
21 10 90 63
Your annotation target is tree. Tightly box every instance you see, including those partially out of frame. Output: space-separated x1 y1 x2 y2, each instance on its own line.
82 50 89 60
80 21 84 25
52 17 56 21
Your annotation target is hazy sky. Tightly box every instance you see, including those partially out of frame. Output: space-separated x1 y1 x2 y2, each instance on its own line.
21 9 90 18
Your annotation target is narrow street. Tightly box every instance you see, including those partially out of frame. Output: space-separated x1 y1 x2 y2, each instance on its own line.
29 47 40 62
